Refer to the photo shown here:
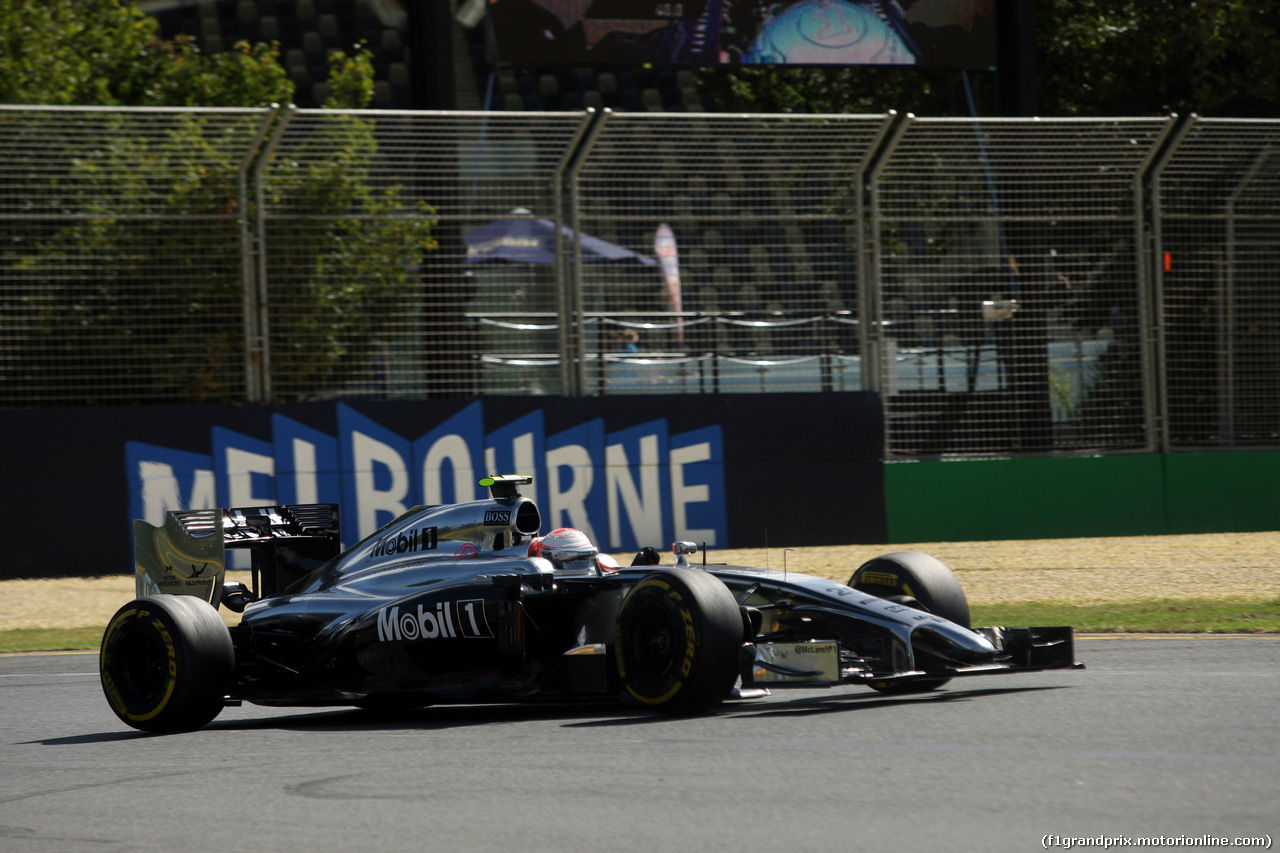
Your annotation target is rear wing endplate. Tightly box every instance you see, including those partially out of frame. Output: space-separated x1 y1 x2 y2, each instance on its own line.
133 504 341 607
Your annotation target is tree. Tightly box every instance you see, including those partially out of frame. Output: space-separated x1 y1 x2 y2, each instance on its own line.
1037 0 1280 117
0 0 292 107
261 47 439 399
0 2 438 405
697 63 994 116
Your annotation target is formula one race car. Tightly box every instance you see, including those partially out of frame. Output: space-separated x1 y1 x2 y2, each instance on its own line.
101 475 1083 732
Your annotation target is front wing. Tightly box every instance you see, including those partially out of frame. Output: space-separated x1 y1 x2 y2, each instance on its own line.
748 626 1083 689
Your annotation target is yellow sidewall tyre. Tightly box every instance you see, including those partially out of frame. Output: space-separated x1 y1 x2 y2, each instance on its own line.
614 568 742 716
100 595 234 733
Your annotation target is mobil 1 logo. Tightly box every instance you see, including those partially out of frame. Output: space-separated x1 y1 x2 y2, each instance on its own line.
377 598 493 642
367 525 438 561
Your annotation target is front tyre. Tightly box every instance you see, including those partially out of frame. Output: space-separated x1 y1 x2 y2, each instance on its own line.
615 569 742 716
100 595 234 733
849 552 970 694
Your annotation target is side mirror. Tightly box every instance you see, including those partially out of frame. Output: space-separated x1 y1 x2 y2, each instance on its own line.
672 541 698 568
220 581 254 613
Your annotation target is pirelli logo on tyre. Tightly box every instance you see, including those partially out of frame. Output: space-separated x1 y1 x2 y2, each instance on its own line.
616 578 696 706
679 600 696 677
101 607 178 723
860 572 899 588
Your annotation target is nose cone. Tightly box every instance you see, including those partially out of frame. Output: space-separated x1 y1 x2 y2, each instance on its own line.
912 620 999 664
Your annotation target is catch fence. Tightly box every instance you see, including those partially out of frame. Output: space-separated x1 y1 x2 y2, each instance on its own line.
1 106 1276 456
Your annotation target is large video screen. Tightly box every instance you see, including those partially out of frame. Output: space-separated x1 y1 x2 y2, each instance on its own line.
487 0 996 67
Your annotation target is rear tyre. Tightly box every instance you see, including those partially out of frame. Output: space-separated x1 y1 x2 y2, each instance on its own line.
100 595 234 733
615 569 742 716
848 552 969 694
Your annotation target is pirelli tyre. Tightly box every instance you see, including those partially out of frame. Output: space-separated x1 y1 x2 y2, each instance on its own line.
848 551 970 694
614 568 742 716
100 595 234 733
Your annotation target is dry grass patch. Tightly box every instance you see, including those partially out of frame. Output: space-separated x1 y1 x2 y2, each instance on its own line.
2 531 1275 634
619 530 1280 605
0 573 248 631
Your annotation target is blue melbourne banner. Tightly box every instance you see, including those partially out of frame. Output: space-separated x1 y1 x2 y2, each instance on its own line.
125 401 726 555
0 393 884 579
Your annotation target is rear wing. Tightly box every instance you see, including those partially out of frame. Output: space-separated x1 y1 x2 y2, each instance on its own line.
133 504 341 607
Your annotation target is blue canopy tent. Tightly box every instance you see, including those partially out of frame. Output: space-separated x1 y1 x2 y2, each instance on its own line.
463 217 656 266
462 216 655 395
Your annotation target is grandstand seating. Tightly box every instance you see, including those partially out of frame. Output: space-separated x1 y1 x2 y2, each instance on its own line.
149 0 707 112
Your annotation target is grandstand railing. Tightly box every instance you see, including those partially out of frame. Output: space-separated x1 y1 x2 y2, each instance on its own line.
2 106 1277 456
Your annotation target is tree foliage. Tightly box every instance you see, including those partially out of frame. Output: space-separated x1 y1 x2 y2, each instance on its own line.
261 55 439 397
0 2 437 404
0 0 292 106
697 64 986 116
1037 0 1280 117
1 108 272 403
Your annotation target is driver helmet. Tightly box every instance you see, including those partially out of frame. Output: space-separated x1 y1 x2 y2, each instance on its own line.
528 527 604 575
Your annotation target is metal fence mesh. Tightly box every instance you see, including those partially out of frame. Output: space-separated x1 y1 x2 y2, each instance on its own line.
1154 117 1280 449
443 112 601 397
0 106 273 405
2 107 1278 456
574 112 886 395
872 116 1173 455
258 109 591 400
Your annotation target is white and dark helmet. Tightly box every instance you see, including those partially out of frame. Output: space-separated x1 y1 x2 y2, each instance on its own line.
528 527 616 574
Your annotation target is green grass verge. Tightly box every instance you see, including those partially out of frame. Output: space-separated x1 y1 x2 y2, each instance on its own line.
3 597 1278 654
0 627 103 654
971 596 1280 634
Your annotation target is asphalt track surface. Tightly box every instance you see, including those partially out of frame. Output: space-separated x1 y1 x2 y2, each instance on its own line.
1 638 1277 853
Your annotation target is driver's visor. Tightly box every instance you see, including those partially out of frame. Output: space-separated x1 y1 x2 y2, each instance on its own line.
549 549 600 575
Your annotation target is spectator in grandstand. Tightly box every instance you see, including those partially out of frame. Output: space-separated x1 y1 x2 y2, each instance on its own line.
612 328 640 355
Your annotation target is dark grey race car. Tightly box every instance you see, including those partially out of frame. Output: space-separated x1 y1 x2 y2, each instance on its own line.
100 475 1083 732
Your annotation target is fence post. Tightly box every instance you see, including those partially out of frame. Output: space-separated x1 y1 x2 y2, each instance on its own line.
1133 114 1182 454
863 112 912 457
238 106 285 404
557 109 610 397
1146 113 1196 454
857 111 904 402
249 105 296 403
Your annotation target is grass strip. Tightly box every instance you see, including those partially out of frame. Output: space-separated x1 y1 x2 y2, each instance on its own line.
0 627 103 654
971 596 1280 634
4 597 1278 654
